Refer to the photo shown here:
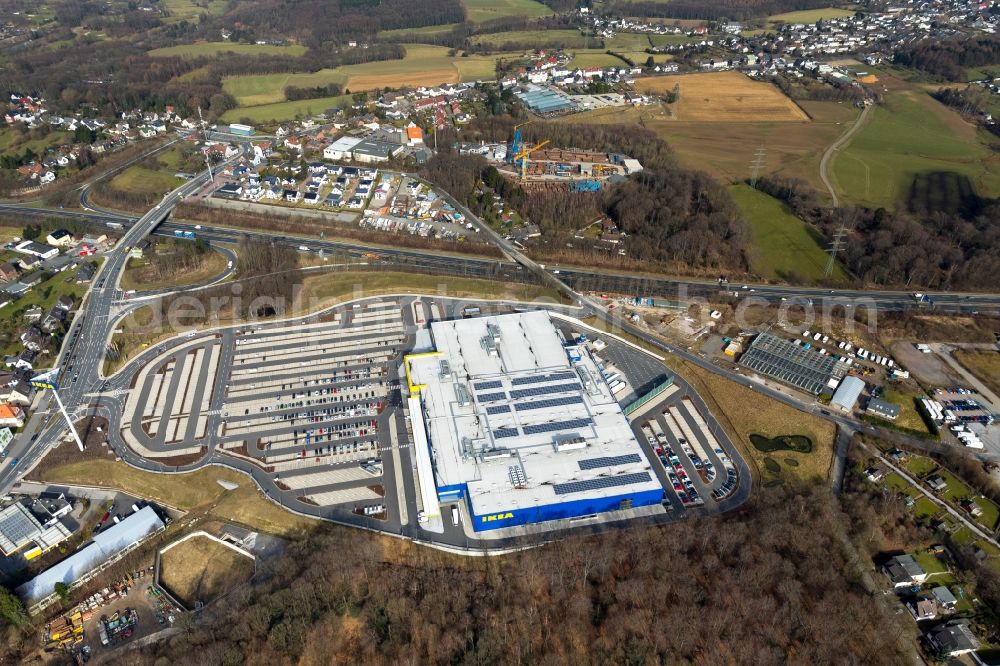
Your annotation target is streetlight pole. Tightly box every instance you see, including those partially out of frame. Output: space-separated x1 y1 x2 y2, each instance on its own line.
30 372 84 452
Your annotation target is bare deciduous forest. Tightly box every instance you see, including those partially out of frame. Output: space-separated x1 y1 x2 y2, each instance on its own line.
136 486 908 665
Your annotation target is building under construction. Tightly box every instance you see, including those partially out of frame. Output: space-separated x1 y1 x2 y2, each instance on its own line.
497 123 643 189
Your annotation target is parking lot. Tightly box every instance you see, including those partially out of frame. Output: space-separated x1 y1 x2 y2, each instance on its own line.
638 396 740 509
217 300 406 511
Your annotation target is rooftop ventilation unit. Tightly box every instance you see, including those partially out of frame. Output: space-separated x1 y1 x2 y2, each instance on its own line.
439 359 452 380
486 322 502 343
554 435 587 453
455 383 471 407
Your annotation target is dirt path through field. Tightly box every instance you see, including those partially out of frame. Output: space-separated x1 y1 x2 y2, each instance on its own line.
819 102 872 207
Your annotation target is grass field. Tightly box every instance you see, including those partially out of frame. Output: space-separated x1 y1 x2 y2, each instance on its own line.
833 89 1000 209
953 350 1000 397
33 460 313 537
149 42 307 59
767 7 856 23
120 246 228 292
561 99 853 194
471 29 593 49
109 166 183 196
298 271 567 309
880 385 932 434
647 34 698 47
223 45 497 108
604 33 654 51
161 0 227 22
221 95 352 124
729 183 847 282
159 535 254 607
671 358 836 485
570 50 629 68
903 454 938 478
461 0 551 22
635 72 809 122
379 23 462 39
0 128 74 158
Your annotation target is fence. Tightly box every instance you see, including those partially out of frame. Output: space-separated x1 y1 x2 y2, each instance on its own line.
624 376 675 416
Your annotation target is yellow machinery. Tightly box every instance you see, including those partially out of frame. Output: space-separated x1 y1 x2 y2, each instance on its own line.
514 139 550 180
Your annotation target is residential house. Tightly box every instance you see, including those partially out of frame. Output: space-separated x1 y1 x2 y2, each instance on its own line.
44 229 74 247
75 263 96 283
864 467 884 483
0 403 25 428
927 475 948 492
931 586 958 611
19 326 47 352
883 554 927 588
13 349 35 371
0 264 18 283
40 307 65 333
0 381 33 407
283 189 302 203
925 621 980 657
909 598 938 621
22 306 43 322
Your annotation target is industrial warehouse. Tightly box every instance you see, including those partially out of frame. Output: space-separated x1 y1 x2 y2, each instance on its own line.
406 311 664 532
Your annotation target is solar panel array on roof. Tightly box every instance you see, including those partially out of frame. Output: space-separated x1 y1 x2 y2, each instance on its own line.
486 404 512 415
474 380 503 390
477 392 507 403
510 371 577 387
515 395 584 412
522 418 591 435
739 333 847 395
509 382 578 400
554 471 653 495
493 428 519 439
578 453 643 470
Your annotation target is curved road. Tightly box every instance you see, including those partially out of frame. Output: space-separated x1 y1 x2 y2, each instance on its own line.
819 102 873 208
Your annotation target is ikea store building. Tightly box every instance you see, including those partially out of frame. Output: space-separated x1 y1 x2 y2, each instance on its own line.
406 311 663 532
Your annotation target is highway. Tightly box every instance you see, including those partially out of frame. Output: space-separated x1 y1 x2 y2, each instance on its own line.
3 200 998 315
1 145 993 552
0 148 247 493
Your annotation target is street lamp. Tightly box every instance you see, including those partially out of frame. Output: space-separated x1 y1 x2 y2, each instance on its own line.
29 370 84 452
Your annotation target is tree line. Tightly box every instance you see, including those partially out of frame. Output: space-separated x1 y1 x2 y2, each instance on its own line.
756 175 1000 290
423 117 752 274
134 485 908 665
895 36 1000 81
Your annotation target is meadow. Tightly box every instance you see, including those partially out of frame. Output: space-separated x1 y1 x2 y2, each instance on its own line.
562 99 853 197
149 42 307 58
767 7 856 24
832 88 1000 209
635 72 809 122
222 45 497 109
729 184 848 282
470 29 594 49
461 0 551 22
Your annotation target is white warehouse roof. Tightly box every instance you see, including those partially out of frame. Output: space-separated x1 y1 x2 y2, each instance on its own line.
408 311 661 519
831 375 865 411
17 507 164 604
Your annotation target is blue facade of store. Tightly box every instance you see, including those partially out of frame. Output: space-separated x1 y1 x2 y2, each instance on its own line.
463 487 664 532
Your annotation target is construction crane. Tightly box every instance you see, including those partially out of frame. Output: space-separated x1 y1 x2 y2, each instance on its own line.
509 121 533 162
514 139 550 180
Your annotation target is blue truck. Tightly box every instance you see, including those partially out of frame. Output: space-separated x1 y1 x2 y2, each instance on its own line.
173 230 196 239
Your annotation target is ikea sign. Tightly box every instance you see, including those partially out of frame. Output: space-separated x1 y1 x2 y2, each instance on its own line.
480 512 514 524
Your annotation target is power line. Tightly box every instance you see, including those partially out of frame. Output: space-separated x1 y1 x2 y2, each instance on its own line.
824 219 848 279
